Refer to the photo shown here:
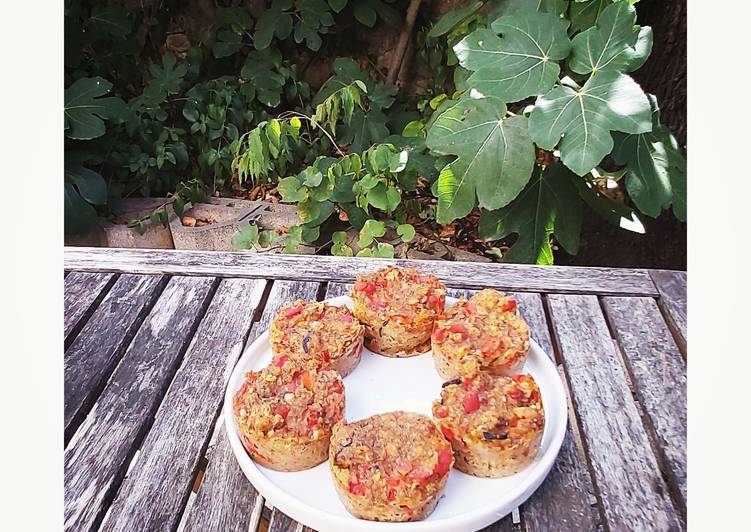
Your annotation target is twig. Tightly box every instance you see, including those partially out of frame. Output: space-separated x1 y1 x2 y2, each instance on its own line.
386 0 423 85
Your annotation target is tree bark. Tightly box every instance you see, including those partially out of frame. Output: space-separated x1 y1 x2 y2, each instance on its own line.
633 1 687 151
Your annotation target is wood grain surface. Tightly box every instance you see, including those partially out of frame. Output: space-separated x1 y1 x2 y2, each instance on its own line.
547 294 682 531
64 272 116 345
602 297 687 515
649 270 687 354
100 279 266 532
64 247 660 295
64 274 166 443
184 280 322 531
64 276 216 532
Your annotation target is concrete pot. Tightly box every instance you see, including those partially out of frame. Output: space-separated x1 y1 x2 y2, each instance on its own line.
169 197 264 251
100 197 177 249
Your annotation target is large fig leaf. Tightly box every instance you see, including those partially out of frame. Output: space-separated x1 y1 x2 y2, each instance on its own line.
454 11 571 103
64 77 125 140
612 96 686 220
426 97 536 223
569 0 652 75
569 0 610 34
528 70 651 176
479 162 582 264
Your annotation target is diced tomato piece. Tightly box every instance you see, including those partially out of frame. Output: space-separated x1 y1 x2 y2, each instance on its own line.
272 355 288 368
274 405 289 419
387 488 397 502
370 298 387 310
433 328 447 343
340 312 353 323
440 425 455 441
280 382 298 394
355 281 376 295
480 336 501 355
463 392 480 413
386 477 401 487
502 299 517 312
434 447 453 476
321 350 330 363
330 380 344 395
300 370 315 391
285 305 302 318
426 292 441 309
348 481 366 495
509 386 524 400
449 323 468 335
306 411 319 428
465 302 477 314
512 374 524 382
434 405 449 418
461 378 473 390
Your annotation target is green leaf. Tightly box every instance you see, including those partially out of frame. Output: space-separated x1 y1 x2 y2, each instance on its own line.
64 183 98 235
455 11 571 103
232 225 260 250
148 54 187 95
402 120 426 138
358 219 386 247
65 166 107 205
277 176 308 202
173 197 185 217
89 5 131 37
397 223 416 242
328 0 348 12
300 167 324 187
333 231 348 244
64 77 125 140
373 242 395 258
258 230 280 248
569 0 610 34
571 177 644 233
353 2 377 27
426 97 536 223
611 97 686 220
254 2 294 49
339 109 390 153
529 70 651 176
341 203 369 230
213 29 244 58
569 1 652 75
283 225 304 253
428 1 484 38
301 225 321 243
479 162 583 264
332 241 354 256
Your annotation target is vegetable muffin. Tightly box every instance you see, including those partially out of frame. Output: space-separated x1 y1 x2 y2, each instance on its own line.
329 412 454 522
270 299 364 377
433 372 544 478
233 357 345 471
351 267 446 357
432 289 530 380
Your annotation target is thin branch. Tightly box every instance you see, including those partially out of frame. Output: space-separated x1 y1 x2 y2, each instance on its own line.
386 0 423 85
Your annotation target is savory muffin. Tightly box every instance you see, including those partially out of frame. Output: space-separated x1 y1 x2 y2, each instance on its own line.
351 267 446 357
233 357 345 471
432 289 530 379
329 412 454 522
432 372 544 478
270 299 364 377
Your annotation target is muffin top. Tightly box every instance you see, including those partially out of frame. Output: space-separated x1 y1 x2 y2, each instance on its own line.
270 299 363 366
351 267 445 321
432 289 530 372
330 412 453 503
433 372 544 449
234 358 345 440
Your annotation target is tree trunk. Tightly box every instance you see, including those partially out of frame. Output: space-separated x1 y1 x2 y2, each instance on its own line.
633 1 687 151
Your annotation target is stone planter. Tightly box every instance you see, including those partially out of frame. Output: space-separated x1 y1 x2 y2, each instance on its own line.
169 197 264 251
100 197 177 249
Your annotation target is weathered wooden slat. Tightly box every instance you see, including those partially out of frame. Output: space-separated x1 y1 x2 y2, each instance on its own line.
64 272 116 345
602 297 687 512
547 294 682 531
184 280 321 532
64 276 216 532
64 247 659 296
268 510 314 532
99 279 267 532
479 515 516 532
649 270 687 353
64 274 167 444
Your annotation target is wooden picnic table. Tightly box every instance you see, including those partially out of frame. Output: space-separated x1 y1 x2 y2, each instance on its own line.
63 247 687 532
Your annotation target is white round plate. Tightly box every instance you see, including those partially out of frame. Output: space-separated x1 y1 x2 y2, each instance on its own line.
224 296 567 532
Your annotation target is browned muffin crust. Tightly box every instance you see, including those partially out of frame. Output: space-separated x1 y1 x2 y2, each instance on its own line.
329 412 454 521
351 267 445 357
270 299 364 376
433 372 544 478
432 289 530 379
233 358 345 471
